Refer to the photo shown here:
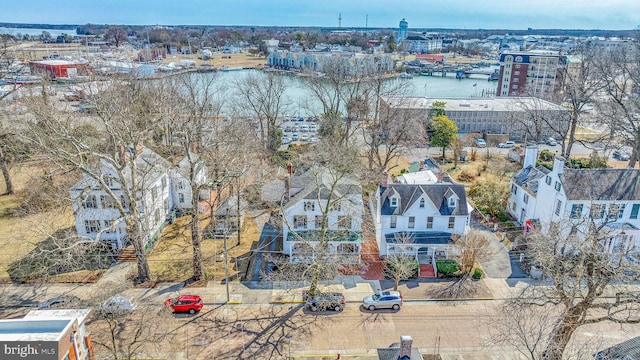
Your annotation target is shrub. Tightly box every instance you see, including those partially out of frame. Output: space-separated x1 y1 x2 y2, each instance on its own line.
436 259 460 277
472 268 484 279
496 212 510 222
457 169 478 182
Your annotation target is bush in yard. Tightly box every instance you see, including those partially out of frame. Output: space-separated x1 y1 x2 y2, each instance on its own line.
436 259 460 277
473 268 483 279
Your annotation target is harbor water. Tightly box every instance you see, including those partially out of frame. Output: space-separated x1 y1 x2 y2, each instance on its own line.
201 69 499 116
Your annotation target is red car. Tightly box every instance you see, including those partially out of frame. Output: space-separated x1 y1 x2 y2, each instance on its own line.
164 295 204 314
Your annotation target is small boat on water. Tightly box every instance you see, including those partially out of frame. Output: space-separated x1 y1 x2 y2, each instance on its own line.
221 65 243 72
399 72 413 79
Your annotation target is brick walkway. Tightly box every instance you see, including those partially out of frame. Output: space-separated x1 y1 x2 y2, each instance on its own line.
360 231 384 280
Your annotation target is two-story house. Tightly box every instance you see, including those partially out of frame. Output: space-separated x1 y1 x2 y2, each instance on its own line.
69 146 208 252
509 147 640 253
281 167 364 263
373 183 470 270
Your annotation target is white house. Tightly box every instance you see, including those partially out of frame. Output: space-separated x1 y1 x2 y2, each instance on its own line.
281 167 364 263
171 155 209 213
69 146 207 252
373 183 471 274
509 147 640 254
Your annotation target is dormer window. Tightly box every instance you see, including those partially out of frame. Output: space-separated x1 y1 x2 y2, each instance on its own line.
448 197 456 207
391 197 398 207
419 198 425 208
304 201 315 211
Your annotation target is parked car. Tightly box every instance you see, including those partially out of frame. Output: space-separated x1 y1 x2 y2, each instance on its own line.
292 132 299 141
613 150 630 161
305 292 345 312
164 295 204 314
282 137 292 145
497 141 516 148
301 124 309 132
97 296 136 315
300 134 309 141
38 295 82 310
546 137 557 146
310 123 318 131
474 138 487 148
362 290 403 311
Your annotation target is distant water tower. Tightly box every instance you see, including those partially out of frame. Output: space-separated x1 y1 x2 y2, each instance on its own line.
398 18 409 44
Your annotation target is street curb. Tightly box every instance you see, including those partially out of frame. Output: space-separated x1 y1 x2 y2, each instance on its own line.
270 300 305 304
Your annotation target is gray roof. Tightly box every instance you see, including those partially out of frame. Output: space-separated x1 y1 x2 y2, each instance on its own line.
380 184 468 216
282 166 362 211
513 165 551 195
561 168 640 201
381 96 568 112
174 154 205 180
215 195 246 217
377 346 422 360
594 336 640 360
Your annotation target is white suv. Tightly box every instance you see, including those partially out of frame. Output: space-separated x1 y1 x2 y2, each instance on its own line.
475 138 487 148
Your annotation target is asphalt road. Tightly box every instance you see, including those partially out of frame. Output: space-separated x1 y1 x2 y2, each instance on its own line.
85 301 640 360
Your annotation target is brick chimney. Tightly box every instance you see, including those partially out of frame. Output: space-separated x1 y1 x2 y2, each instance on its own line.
380 171 389 187
419 160 424 170
398 335 413 359
284 177 291 202
117 144 126 165
436 172 443 183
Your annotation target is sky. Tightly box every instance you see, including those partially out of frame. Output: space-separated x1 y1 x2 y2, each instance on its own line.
1 0 640 30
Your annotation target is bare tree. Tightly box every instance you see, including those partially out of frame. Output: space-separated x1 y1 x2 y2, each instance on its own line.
487 300 562 360
513 214 640 359
361 79 425 175
383 232 418 291
232 71 288 156
24 80 170 283
273 144 364 296
561 43 608 158
510 97 571 154
593 42 640 167
92 306 172 360
105 26 128 48
0 34 28 194
451 229 493 278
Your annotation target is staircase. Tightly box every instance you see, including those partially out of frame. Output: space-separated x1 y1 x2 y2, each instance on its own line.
419 264 436 278
117 247 137 262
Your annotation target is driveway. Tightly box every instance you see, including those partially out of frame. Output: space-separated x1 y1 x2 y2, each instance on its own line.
473 221 528 279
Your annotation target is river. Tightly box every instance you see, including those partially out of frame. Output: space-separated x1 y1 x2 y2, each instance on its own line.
0 27 77 38
201 69 499 116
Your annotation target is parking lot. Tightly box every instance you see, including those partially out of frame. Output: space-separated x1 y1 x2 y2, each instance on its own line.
279 116 320 145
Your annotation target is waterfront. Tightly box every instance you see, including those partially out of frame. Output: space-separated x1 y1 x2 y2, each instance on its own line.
0 27 77 38
204 69 499 116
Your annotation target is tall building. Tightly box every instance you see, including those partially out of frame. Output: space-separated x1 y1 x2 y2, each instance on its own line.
397 18 409 44
496 51 567 99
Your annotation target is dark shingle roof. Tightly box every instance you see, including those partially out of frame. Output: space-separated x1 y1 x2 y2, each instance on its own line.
561 169 640 201
513 165 550 195
380 184 468 216
594 336 640 360
377 347 422 360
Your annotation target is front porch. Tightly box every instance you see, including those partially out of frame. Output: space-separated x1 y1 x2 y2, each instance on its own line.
384 231 454 278
286 230 363 264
